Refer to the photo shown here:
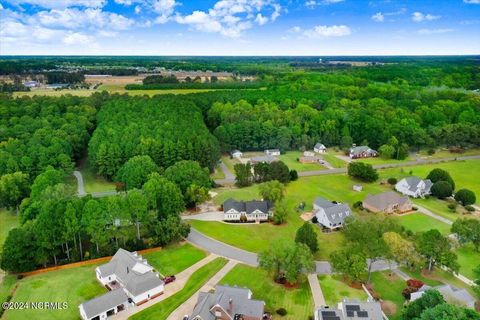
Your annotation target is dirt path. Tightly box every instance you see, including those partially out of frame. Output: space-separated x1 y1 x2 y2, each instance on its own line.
73 170 86 196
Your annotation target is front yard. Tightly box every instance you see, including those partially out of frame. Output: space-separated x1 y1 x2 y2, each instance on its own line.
318 275 367 306
143 243 207 276
392 212 451 235
219 264 314 320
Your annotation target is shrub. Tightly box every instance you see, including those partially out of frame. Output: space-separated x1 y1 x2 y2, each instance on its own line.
448 203 457 210
465 205 475 212
311 216 318 223
407 279 424 289
276 308 288 316
431 181 453 199
454 189 476 206
387 177 398 185
353 201 363 209
290 169 298 181
402 286 419 299
412 206 418 211
427 149 435 155
427 168 455 190
347 162 379 182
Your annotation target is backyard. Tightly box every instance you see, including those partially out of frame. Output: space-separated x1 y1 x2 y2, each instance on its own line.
318 274 367 306
369 271 406 320
219 264 314 320
130 257 228 320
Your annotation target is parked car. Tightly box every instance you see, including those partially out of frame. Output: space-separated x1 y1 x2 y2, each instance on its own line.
183 316 189 320
163 275 176 284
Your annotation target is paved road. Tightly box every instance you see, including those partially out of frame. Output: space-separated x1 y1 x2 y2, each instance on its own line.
73 170 86 196
214 161 236 185
308 273 326 308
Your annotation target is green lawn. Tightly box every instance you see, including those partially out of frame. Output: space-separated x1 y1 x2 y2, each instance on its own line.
221 156 239 174
220 264 313 320
354 156 413 166
213 185 261 205
417 148 480 159
78 158 116 193
0 275 18 304
0 209 19 251
211 164 226 180
278 151 326 172
370 271 406 320
413 198 478 222
144 243 207 276
322 152 348 168
392 213 451 235
455 244 480 280
130 257 228 320
318 275 367 306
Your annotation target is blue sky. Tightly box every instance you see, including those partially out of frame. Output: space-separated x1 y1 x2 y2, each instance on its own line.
1 0 479 55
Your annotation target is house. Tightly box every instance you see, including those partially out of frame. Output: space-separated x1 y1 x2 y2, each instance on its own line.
315 298 383 320
231 150 243 158
353 185 363 192
23 80 39 88
314 143 326 153
313 197 352 230
349 146 378 159
395 177 432 198
410 285 476 309
191 285 266 320
264 149 280 156
300 155 322 164
362 191 412 214
223 199 273 222
249 155 278 164
79 249 164 320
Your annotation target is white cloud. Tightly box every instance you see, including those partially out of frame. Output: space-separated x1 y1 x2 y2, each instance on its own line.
303 25 351 38
63 32 95 45
418 28 453 35
114 0 132 4
305 0 343 8
463 0 480 3
412 12 440 22
3 0 106 9
305 0 317 8
371 12 384 22
98 30 118 37
289 26 302 33
255 13 268 25
134 5 141 14
153 0 179 24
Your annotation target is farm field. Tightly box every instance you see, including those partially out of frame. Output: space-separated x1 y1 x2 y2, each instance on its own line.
77 158 116 193
130 257 228 320
219 264 314 320
392 212 451 235
318 274 368 306
0 209 19 251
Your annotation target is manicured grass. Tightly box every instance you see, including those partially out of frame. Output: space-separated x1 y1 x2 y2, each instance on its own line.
130 257 228 320
278 151 326 172
318 275 367 306
219 264 313 320
213 185 261 205
4 264 107 320
0 275 18 304
455 244 480 280
211 164 226 180
392 213 451 235
144 243 207 276
417 148 480 159
322 152 348 168
397 268 443 286
0 209 19 252
413 198 478 222
354 156 413 166
78 158 116 193
370 271 406 320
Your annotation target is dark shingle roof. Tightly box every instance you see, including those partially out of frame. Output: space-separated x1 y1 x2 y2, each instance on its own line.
80 289 128 319
223 199 272 215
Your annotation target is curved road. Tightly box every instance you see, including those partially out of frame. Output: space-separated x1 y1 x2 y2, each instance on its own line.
187 228 395 274
72 171 117 198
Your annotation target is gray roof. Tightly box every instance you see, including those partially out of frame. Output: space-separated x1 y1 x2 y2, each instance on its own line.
363 191 410 211
223 199 273 214
80 289 128 319
350 146 376 156
314 143 326 149
191 285 265 320
403 176 433 192
418 285 476 307
314 197 351 225
250 155 278 163
317 307 344 320
341 299 383 320
98 249 164 297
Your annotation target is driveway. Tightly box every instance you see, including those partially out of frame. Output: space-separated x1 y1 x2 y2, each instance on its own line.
308 273 326 308
415 204 453 225
182 211 224 222
73 170 86 196
214 161 235 185
166 260 238 320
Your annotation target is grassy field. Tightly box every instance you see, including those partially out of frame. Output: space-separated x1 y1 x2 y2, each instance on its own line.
278 151 326 172
0 209 19 252
370 271 406 320
130 257 228 320
221 156 239 174
318 275 367 306
392 213 451 235
417 148 480 159
144 243 207 276
322 152 348 168
353 156 413 166
219 264 314 320
77 158 116 193
0 275 18 305
213 185 261 205
455 244 480 280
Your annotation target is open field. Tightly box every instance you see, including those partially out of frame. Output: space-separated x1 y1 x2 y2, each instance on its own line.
318 275 367 306
0 209 19 251
0 275 18 306
353 156 413 166
77 158 116 193
213 185 261 205
278 151 326 172
220 264 314 320
392 212 451 235
130 257 228 320
370 271 405 320
417 148 480 159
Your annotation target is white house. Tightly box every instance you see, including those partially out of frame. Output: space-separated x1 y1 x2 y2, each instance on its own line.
80 249 164 320
395 177 432 198
314 143 326 153
223 199 273 222
230 150 243 158
313 197 351 230
264 149 280 156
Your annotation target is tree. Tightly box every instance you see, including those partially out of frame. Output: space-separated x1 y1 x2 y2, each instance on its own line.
269 161 291 183
289 169 298 181
418 302 480 320
142 173 185 219
258 240 314 284
330 248 367 283
416 229 459 272
427 168 455 190
126 189 149 241
347 162 379 182
431 181 453 199
383 231 423 270
185 184 210 210
295 222 319 253
272 199 290 225
402 289 445 320
115 155 159 190
82 199 109 255
0 171 30 212
0 223 38 272
154 215 190 246
473 264 480 297
379 144 395 159
164 160 211 195
29 166 64 199
259 180 285 203
234 163 253 187
454 189 476 206
451 219 480 251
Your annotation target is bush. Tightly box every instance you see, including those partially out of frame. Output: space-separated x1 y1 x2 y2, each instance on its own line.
402 286 419 299
465 205 475 212
290 169 298 181
353 201 363 209
347 162 379 182
276 308 288 316
448 203 457 210
454 189 476 206
412 206 418 211
427 168 455 190
311 216 318 223
387 177 398 185
431 181 453 199
407 279 424 289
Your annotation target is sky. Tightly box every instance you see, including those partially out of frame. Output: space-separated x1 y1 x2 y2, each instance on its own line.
0 0 479 56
